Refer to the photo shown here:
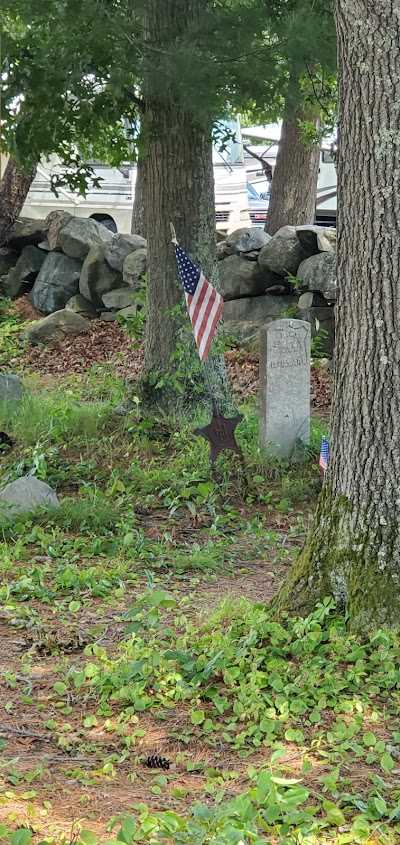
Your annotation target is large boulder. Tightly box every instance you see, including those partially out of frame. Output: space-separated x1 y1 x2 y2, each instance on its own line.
105 233 147 273
102 287 134 310
8 218 46 250
58 217 112 259
225 227 271 254
23 309 89 345
0 476 59 523
79 245 122 309
65 294 98 319
295 225 337 257
218 254 288 301
0 247 19 278
317 228 336 253
298 305 335 357
42 210 73 251
0 374 23 403
223 294 298 344
123 249 147 290
2 246 46 299
297 252 337 302
30 252 82 314
258 226 305 277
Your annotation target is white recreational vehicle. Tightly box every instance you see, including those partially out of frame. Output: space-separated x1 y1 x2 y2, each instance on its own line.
242 123 337 225
15 118 250 235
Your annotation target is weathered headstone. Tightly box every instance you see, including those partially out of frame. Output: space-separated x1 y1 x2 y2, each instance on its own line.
0 374 23 403
259 318 311 457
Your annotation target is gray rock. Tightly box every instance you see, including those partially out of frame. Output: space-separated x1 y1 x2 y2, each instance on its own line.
295 225 337 257
58 217 112 259
298 305 335 357
0 476 59 523
317 228 336 253
8 218 46 249
117 305 139 317
102 287 134 310
123 249 147 290
223 294 298 345
297 252 337 302
258 225 305 277
219 254 289 301
79 245 122 309
22 310 89 345
100 311 117 322
225 227 271 254
0 374 23 403
295 225 324 257
2 246 46 299
106 233 147 273
30 252 82 314
43 210 73 251
217 241 232 261
0 247 19 278
65 294 98 319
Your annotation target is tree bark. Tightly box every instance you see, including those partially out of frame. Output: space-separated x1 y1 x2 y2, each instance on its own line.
0 158 36 246
131 149 148 239
266 115 320 235
141 0 233 415
274 0 400 633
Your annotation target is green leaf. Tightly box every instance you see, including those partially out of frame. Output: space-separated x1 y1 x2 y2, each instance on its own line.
265 804 281 823
323 800 346 826
11 831 32 845
380 752 395 772
374 797 387 816
53 682 67 695
363 732 376 746
79 831 98 845
191 710 205 725
271 776 303 786
69 600 81 613
118 815 136 844
256 770 272 803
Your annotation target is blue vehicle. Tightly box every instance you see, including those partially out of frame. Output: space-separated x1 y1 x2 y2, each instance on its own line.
247 182 269 228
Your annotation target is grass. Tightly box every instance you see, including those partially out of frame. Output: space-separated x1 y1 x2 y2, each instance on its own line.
2 311 398 845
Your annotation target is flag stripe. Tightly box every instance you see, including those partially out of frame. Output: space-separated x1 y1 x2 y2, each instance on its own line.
173 243 223 363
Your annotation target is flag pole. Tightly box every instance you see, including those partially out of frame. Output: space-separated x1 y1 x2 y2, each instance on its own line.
170 221 220 413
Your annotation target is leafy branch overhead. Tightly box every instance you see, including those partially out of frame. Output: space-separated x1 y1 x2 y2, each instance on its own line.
1 0 336 189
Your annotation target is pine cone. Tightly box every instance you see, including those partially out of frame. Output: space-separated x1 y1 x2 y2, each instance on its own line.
144 755 170 770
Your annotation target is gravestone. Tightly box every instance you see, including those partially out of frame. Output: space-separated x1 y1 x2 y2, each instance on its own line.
0 374 23 403
259 318 311 457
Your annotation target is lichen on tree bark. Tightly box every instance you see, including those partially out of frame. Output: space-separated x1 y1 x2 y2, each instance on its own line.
274 0 400 632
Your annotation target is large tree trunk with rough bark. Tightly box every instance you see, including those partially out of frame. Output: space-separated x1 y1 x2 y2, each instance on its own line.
266 115 320 235
141 0 233 415
0 158 36 246
274 0 400 633
131 149 148 239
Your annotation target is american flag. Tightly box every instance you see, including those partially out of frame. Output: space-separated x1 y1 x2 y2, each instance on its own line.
319 436 329 472
173 241 223 363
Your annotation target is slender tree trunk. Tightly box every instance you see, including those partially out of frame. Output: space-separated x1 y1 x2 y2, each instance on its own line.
0 158 36 246
131 149 148 238
266 115 320 235
141 0 233 415
274 0 400 633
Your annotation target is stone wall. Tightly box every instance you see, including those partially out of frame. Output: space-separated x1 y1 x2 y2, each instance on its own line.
218 224 336 356
1 214 336 356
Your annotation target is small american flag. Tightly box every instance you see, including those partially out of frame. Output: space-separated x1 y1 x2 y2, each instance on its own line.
173 241 223 363
319 436 329 472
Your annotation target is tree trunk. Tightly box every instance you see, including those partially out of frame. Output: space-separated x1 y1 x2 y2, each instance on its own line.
266 115 320 235
131 149 148 239
141 0 233 415
0 158 36 246
274 0 400 633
